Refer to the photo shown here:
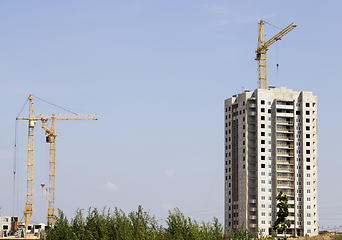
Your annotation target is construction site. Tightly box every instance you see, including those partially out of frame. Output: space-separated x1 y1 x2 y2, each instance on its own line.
0 95 97 239
1 1 341 237
1 18 308 239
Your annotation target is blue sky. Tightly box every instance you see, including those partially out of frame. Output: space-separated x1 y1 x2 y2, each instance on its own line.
1 0 341 230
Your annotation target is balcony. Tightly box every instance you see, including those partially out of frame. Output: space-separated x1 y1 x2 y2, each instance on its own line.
249 151 256 156
248 192 257 197
277 144 294 149
249 103 256 108
248 111 256 116
248 174 257 180
277 160 294 165
277 176 295 181
248 167 257 172
249 223 257 228
276 136 294 141
286 193 295 197
276 120 294 125
276 152 294 157
276 128 294 133
249 127 256 132
248 135 256 140
248 198 257 204
249 215 257 220
277 184 295 189
248 159 256 164
276 104 294 110
277 112 294 118
277 168 294 173
249 207 257 212
280 189 295 195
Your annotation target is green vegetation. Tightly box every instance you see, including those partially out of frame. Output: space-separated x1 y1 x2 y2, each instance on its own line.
44 206 266 240
272 191 291 240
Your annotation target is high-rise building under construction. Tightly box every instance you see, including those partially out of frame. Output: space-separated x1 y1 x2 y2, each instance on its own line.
224 87 318 237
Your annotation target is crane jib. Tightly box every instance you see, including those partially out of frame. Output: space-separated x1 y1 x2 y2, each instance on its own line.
255 20 297 89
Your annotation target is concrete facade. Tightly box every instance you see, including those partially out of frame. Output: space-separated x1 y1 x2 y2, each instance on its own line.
0 216 12 237
224 87 318 237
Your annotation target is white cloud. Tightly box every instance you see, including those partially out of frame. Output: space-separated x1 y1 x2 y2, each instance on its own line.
101 182 120 193
165 169 174 177
160 203 173 210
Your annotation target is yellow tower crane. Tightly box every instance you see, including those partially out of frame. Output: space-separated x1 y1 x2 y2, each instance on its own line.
255 20 297 89
17 95 97 229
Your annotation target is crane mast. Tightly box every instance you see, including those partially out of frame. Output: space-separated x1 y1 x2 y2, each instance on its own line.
255 20 297 89
41 117 56 225
18 95 35 230
17 95 97 228
40 113 97 225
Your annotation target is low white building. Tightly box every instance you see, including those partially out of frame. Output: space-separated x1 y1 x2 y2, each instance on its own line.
0 216 12 237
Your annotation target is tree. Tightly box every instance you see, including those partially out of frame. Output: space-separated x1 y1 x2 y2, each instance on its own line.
45 205 263 240
272 191 291 240
45 209 72 240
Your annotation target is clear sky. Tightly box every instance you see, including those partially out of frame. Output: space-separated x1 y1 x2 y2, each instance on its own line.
1 0 341 231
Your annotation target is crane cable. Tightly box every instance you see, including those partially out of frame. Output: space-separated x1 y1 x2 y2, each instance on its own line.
276 41 279 78
40 127 46 198
32 95 78 114
13 98 28 217
264 21 282 79
13 121 17 218
263 21 283 30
